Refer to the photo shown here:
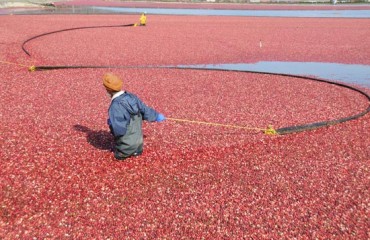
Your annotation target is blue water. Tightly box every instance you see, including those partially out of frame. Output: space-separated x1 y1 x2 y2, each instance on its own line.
94 7 370 18
175 61 370 88
3 6 369 87
5 5 370 18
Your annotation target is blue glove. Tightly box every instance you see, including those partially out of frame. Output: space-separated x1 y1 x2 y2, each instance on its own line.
156 113 165 122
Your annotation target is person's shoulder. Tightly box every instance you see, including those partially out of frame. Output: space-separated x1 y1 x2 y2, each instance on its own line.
124 91 139 99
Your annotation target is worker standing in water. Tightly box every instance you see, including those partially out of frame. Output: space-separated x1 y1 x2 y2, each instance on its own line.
103 73 165 160
139 12 147 26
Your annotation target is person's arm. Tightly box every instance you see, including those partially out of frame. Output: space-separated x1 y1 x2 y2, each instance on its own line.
135 96 165 122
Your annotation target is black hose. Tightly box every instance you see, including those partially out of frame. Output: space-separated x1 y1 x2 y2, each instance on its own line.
22 22 369 135
30 65 370 135
22 23 135 56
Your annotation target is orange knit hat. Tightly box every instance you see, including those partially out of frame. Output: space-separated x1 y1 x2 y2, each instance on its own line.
103 73 123 92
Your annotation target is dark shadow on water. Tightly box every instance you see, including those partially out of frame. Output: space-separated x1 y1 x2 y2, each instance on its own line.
74 124 113 151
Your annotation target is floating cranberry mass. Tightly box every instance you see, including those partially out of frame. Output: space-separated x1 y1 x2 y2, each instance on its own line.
1 9 369 239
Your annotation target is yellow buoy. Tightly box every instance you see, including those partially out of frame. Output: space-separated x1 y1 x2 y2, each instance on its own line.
264 125 277 135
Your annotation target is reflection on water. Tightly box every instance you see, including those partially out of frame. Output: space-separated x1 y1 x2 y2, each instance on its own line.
94 7 370 18
176 62 370 88
3 6 370 18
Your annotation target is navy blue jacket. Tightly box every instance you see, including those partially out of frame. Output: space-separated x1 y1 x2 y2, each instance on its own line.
108 91 159 137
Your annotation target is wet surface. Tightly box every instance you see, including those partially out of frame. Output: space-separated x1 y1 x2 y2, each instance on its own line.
176 61 370 88
2 7 369 88
95 7 370 18
2 6 370 18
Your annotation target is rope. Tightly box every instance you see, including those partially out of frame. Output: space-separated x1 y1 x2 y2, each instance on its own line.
166 117 276 133
0 60 29 68
0 60 278 134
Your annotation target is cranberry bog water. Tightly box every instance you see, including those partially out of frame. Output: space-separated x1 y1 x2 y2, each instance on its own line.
1 13 369 239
